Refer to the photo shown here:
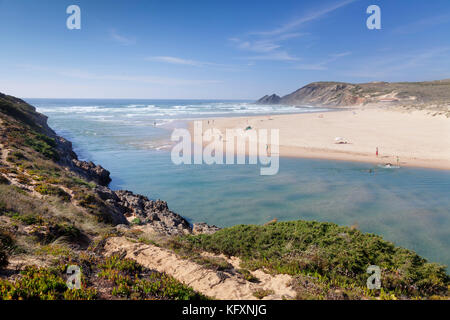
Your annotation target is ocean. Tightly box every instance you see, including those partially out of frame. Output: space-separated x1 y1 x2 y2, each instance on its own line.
27 98 450 268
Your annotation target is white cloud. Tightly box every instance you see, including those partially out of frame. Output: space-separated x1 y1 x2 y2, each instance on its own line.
341 47 450 78
249 0 357 36
393 14 450 34
230 34 304 61
146 56 208 67
110 29 136 46
145 56 241 71
17 64 221 86
247 51 300 62
230 0 356 62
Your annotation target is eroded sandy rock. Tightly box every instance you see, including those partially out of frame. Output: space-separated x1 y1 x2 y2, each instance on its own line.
103 237 296 300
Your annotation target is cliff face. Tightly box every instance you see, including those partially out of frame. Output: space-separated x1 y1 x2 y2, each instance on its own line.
256 79 450 108
0 92 218 236
0 92 111 186
280 82 366 106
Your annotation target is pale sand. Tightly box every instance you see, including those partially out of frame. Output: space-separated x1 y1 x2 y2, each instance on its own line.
188 106 450 170
104 237 296 300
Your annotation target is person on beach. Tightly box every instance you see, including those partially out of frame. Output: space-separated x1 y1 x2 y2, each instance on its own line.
376 147 379 157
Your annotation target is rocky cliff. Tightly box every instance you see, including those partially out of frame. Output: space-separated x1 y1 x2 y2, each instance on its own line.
256 94 281 104
0 92 218 236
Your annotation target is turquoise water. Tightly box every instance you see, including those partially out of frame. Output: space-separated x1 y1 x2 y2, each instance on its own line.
28 99 450 268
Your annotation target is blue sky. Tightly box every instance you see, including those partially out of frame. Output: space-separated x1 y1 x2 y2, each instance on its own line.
1 0 450 99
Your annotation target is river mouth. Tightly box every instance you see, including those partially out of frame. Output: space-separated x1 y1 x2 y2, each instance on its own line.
29 98 450 268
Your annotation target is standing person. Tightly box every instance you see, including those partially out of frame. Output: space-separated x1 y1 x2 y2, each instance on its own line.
376 147 379 157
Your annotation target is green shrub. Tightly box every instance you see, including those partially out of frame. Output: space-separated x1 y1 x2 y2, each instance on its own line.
35 184 70 202
63 176 95 189
0 248 7 270
0 266 97 300
53 224 82 243
24 133 59 161
99 255 206 300
0 98 41 129
99 255 142 275
75 192 113 224
193 256 233 272
0 175 8 185
0 228 14 269
4 211 42 225
133 273 205 300
238 269 259 283
11 151 27 160
253 288 274 299
131 218 141 225
76 193 98 208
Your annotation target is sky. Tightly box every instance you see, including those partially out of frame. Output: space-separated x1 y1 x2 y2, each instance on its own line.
1 0 450 99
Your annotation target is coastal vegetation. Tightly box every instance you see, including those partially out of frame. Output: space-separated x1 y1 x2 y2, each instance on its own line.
0 251 205 300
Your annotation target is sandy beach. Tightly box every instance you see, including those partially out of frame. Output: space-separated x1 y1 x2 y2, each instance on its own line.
189 106 450 170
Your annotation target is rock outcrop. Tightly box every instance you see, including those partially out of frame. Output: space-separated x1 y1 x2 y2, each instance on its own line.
256 94 281 104
192 222 221 235
72 160 112 186
114 190 192 235
93 186 217 236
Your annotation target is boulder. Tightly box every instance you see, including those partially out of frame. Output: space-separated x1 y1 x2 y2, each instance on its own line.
192 222 220 235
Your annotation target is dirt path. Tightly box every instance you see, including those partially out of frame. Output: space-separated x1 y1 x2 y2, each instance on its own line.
104 237 296 300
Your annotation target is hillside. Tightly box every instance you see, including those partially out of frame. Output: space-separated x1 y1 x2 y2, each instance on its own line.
0 92 448 300
257 80 450 114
